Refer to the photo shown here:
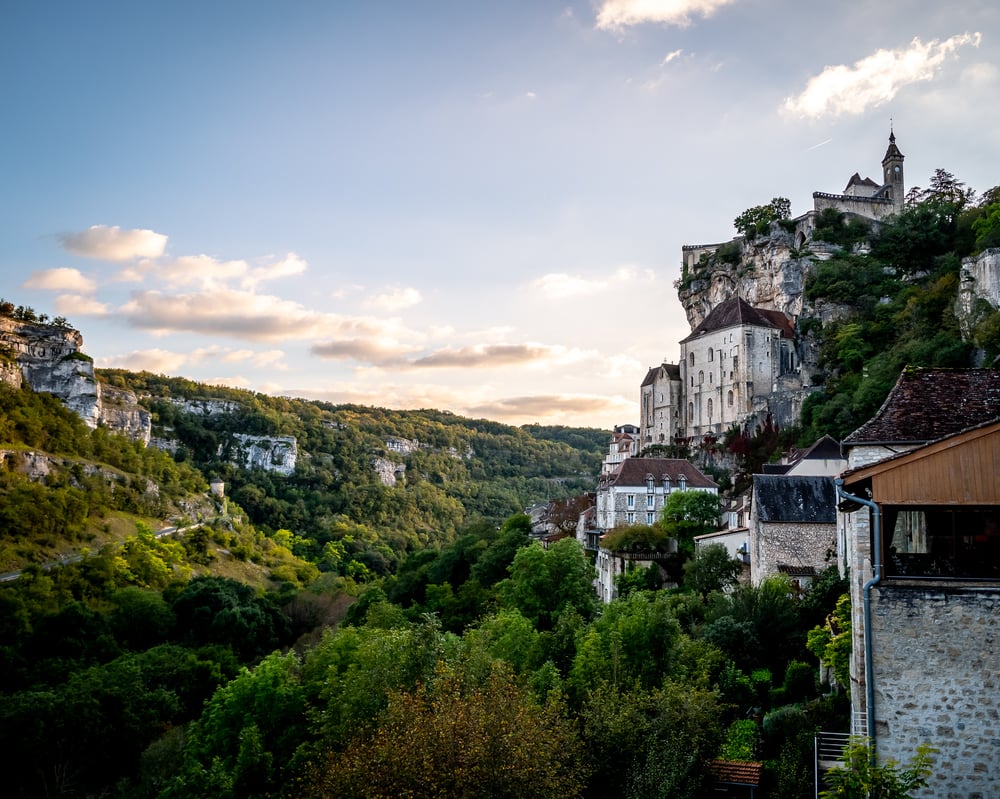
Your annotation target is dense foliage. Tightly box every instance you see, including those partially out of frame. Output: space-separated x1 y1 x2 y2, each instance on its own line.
798 171 999 442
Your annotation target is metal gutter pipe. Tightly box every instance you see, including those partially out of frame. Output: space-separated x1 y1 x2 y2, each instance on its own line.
835 478 882 754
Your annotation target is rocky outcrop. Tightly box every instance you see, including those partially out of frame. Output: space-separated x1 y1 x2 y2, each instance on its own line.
224 433 298 476
373 456 406 486
168 397 241 416
0 316 151 442
956 248 1000 338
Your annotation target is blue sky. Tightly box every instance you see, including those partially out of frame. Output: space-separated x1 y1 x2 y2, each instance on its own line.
4 0 999 428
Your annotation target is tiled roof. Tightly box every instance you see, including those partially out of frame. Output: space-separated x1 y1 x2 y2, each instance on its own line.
606 457 717 490
681 296 793 343
752 475 837 523
798 434 842 461
844 172 880 191
843 368 1000 445
640 363 680 387
777 564 818 577
708 760 763 785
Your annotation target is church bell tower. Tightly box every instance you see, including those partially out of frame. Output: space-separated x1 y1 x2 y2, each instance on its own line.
882 128 905 212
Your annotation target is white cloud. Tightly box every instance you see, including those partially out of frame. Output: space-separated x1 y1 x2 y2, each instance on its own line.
54 294 110 317
243 253 309 288
596 0 736 30
782 33 982 119
362 286 423 312
158 254 250 289
59 225 167 261
661 49 683 66
100 348 190 374
531 264 653 300
22 267 96 293
119 287 422 344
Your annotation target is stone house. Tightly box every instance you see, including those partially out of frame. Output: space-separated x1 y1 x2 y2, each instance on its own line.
639 363 683 447
601 423 641 474
591 457 718 603
811 129 905 221
748 474 837 588
838 367 1000 797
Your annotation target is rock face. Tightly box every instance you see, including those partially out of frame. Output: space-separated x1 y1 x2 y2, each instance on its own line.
0 316 151 443
956 247 1000 338
225 433 298 476
373 456 406 486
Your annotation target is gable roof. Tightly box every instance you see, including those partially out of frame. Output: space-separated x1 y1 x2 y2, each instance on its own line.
843 368 1000 446
798 434 842 461
640 362 680 387
603 457 717 490
844 172 880 192
681 296 794 343
752 475 837 523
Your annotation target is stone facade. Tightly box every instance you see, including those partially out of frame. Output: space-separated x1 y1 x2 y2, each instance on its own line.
867 585 1000 797
639 366 683 446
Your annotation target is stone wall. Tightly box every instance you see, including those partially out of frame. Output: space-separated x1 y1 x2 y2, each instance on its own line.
813 192 896 221
956 247 1000 340
749 520 836 585
868 584 1000 797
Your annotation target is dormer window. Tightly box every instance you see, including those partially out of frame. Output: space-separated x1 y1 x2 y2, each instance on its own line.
646 475 655 492
678 475 687 490
663 476 671 492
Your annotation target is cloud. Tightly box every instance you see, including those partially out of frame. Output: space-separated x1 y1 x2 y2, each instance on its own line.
782 33 981 119
661 49 683 66
410 344 563 369
243 253 309 288
362 286 422 312
596 0 736 30
158 254 250 289
54 294 110 317
310 339 420 365
531 265 653 300
100 348 190 374
22 267 96 293
464 393 631 423
119 288 420 343
59 225 168 261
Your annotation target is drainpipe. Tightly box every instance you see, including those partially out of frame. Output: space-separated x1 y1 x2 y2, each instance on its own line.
835 478 882 755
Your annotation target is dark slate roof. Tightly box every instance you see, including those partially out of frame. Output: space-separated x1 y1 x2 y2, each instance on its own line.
777 564 818 577
797 434 842 461
752 475 837 523
606 457 717 490
844 172 880 192
681 296 794 343
708 760 763 786
882 129 904 162
761 463 792 474
640 362 680 387
843 368 1000 446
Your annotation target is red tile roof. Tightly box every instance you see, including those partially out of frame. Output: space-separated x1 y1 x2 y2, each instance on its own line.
708 759 763 785
843 368 1000 446
605 457 717 490
681 297 793 343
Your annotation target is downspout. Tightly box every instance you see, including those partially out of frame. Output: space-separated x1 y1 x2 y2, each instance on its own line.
835 478 882 754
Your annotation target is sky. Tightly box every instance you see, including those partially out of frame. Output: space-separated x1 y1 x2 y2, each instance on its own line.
4 0 999 430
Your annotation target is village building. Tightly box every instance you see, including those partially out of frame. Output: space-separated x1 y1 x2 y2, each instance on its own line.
838 367 1000 796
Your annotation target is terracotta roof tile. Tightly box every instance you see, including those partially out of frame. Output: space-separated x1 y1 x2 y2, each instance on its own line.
681 296 793 343
843 368 1000 445
607 457 717 490
708 759 763 784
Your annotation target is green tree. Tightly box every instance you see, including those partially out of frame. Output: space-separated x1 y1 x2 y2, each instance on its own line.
821 740 936 798
661 490 721 553
499 538 596 629
306 663 587 799
734 197 792 239
683 543 741 596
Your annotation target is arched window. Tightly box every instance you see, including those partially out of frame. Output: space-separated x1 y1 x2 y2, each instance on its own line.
689 352 695 366
688 401 694 419
708 349 714 362
698 370 704 385
727 390 734 407
707 398 713 420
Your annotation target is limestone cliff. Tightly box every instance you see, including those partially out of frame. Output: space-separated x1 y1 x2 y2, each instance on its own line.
956 247 1000 339
223 433 298 476
0 316 151 442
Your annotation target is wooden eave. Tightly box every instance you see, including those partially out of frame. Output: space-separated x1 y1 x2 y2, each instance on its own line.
841 421 1000 505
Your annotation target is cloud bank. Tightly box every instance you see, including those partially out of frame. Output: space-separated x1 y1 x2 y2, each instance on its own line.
596 0 737 30
782 33 982 119
59 225 168 261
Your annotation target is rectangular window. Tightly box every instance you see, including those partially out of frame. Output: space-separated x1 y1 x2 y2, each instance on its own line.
626 494 635 508
647 513 655 524
646 495 655 509
627 512 635 524
883 507 1000 579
